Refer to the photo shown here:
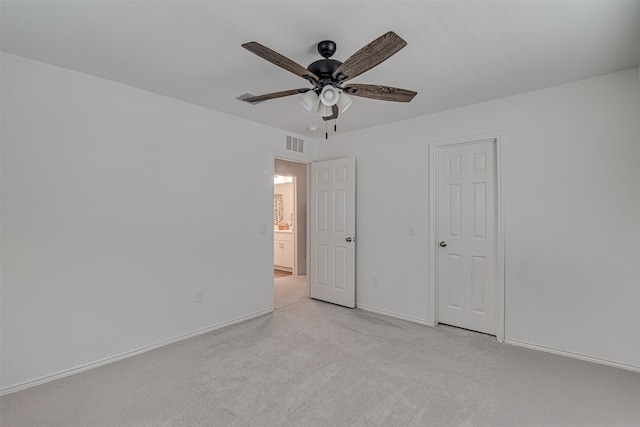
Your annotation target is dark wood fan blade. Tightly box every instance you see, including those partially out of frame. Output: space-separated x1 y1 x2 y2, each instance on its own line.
332 32 407 82
322 105 339 121
344 84 417 102
242 42 319 83
242 88 310 103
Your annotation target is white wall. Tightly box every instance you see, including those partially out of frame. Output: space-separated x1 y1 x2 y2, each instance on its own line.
0 53 316 392
317 69 640 370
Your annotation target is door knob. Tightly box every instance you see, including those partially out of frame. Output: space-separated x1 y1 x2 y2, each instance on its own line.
439 241 447 247
346 237 355 242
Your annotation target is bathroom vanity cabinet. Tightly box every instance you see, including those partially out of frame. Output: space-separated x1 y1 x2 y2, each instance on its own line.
274 230 294 271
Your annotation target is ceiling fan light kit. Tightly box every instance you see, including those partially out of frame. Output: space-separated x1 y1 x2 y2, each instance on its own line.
300 90 320 111
319 85 340 107
336 92 353 113
241 31 417 136
316 103 332 117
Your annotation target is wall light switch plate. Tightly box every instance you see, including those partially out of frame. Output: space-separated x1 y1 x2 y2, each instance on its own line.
195 290 204 303
259 224 268 234
409 224 416 235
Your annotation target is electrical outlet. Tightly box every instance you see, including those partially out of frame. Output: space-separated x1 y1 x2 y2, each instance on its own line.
195 290 204 303
372 276 379 287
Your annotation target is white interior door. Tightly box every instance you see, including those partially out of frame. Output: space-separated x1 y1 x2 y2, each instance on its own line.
437 140 497 335
309 157 356 308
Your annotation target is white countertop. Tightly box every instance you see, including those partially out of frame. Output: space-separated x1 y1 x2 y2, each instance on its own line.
274 229 293 233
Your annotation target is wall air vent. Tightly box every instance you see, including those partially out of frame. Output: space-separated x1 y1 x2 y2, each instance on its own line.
235 93 264 105
286 136 304 153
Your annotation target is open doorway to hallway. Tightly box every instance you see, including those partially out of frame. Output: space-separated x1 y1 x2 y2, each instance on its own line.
273 158 309 309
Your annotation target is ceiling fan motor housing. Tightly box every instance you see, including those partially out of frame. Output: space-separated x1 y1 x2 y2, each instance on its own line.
307 59 342 83
306 39 342 88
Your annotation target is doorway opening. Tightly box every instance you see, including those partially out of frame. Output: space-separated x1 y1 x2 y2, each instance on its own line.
273 158 309 310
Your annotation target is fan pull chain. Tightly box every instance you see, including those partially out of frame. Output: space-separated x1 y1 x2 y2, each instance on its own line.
325 120 328 140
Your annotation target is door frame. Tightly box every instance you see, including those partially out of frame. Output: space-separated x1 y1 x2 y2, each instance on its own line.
428 133 505 342
272 154 311 296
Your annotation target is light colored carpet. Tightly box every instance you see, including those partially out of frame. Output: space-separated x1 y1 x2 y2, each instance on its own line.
1 296 639 426
274 274 308 309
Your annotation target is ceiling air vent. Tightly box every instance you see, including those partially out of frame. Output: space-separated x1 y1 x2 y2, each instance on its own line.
235 92 264 105
286 136 304 153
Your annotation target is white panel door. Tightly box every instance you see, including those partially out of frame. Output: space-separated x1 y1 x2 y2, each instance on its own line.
437 140 497 335
310 158 356 308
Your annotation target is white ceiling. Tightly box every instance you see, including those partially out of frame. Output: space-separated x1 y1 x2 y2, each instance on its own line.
2 1 639 138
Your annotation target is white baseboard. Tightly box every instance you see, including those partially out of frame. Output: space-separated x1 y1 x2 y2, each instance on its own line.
505 339 640 373
356 305 640 373
5 308 636 396
0 308 273 396
356 304 432 326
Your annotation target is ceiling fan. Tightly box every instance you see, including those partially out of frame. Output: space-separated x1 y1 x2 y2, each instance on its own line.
241 31 417 136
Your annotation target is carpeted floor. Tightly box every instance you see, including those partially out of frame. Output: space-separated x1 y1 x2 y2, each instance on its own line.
1 283 639 426
274 274 308 309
